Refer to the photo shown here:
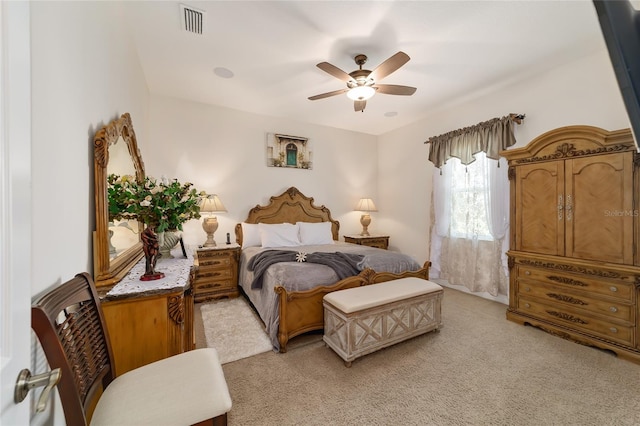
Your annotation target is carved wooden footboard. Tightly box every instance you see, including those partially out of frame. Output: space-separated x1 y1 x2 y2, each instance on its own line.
274 262 430 352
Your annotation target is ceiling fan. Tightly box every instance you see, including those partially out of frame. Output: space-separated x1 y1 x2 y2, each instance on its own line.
308 51 417 112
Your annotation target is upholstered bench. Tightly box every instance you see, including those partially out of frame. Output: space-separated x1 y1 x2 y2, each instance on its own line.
323 277 443 367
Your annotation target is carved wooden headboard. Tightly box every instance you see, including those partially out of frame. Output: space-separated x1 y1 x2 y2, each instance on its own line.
235 187 340 245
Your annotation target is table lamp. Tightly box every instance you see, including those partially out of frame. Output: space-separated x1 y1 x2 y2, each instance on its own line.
200 194 227 247
354 198 377 236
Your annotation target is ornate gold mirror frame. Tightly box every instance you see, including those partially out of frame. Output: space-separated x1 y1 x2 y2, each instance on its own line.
93 113 145 287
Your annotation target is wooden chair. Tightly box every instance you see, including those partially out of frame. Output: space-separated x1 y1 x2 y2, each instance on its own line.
31 272 232 426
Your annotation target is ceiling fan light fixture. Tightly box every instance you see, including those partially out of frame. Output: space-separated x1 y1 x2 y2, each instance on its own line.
347 86 376 101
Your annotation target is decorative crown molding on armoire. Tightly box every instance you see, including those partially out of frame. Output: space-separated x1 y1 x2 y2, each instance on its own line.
501 125 640 364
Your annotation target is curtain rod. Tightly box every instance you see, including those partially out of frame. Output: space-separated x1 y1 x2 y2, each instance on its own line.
424 113 525 144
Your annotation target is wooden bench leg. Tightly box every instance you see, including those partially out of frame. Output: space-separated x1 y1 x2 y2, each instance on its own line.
192 413 227 426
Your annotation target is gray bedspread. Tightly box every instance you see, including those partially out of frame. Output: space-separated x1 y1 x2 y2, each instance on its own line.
248 250 364 289
239 242 422 351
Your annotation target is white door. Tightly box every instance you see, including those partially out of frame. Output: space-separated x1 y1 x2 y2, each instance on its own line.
0 1 32 424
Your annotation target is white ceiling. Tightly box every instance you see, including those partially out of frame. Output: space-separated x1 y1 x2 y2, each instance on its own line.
123 1 607 136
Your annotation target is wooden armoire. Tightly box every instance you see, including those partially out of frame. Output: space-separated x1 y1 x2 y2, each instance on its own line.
502 126 640 364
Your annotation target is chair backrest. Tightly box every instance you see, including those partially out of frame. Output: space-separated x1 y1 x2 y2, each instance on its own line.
31 272 115 425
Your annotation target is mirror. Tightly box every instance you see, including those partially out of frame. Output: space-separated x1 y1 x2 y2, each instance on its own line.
107 136 140 260
93 113 145 287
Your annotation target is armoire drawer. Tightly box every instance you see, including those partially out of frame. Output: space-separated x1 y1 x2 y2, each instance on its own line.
517 266 634 302
517 281 634 323
517 297 634 346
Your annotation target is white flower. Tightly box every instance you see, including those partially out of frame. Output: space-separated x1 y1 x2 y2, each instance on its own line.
140 199 151 207
295 252 307 262
160 175 169 186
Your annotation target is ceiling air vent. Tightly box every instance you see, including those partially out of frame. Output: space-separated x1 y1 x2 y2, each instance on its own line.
180 4 205 35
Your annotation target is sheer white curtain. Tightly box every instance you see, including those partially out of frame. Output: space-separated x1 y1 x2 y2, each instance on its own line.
430 152 509 298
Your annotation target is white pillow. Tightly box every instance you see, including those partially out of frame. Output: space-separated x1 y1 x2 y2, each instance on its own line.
297 221 334 245
259 223 301 248
241 223 262 248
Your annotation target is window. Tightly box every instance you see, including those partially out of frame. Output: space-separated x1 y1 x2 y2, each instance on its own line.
448 152 493 240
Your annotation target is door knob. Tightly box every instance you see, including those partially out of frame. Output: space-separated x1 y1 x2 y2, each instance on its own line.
14 368 61 412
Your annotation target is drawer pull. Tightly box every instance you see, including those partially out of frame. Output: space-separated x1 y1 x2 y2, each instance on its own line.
546 310 588 325
524 303 531 308
524 271 531 275
200 260 231 267
546 293 587 306
610 327 618 334
609 286 618 293
198 283 226 290
199 271 228 279
609 306 618 313
524 287 531 292
547 276 587 287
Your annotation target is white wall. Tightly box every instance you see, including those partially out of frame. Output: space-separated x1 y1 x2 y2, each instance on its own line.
31 1 149 296
30 2 149 424
144 95 378 249
378 48 631 266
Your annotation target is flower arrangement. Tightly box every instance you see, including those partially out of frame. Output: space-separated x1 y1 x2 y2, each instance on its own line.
107 174 204 233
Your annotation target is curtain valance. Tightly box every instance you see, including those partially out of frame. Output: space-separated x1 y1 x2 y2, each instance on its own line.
425 113 524 168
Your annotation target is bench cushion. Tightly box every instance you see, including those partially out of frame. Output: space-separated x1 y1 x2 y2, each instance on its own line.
323 277 442 314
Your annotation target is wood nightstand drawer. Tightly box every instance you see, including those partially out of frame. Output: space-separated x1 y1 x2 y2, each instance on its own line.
193 279 235 291
195 268 233 280
198 256 232 269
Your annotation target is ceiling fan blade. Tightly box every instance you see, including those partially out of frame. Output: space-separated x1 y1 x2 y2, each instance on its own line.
354 100 366 112
316 62 354 83
369 51 410 82
373 84 417 96
308 88 349 101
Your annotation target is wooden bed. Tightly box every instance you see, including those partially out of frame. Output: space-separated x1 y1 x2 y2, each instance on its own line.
235 187 430 352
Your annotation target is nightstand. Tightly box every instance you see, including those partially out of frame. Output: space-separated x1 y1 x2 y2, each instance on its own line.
193 244 240 302
344 235 389 250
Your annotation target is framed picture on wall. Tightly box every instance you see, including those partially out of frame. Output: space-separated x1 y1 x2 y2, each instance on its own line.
266 133 313 169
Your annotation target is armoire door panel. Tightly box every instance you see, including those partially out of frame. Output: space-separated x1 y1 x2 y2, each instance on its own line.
565 152 634 264
515 162 565 255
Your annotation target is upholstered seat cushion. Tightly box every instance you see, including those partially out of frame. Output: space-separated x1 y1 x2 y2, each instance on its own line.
323 277 442 314
91 348 232 426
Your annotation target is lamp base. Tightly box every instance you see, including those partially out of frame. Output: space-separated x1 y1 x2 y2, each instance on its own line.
360 214 371 236
202 216 219 248
203 237 217 248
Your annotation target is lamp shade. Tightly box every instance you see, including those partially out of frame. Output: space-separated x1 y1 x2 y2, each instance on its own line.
354 198 377 212
200 194 227 214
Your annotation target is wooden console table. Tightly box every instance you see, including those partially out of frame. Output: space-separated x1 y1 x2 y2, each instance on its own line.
100 250 195 377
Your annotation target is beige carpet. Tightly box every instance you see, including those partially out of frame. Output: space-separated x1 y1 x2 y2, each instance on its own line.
199 288 640 425
197 298 272 364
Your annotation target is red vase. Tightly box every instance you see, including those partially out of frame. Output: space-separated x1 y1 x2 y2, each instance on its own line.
140 226 165 281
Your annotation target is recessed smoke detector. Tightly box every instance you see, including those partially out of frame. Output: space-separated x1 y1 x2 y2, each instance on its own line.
180 4 206 35
214 67 234 79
